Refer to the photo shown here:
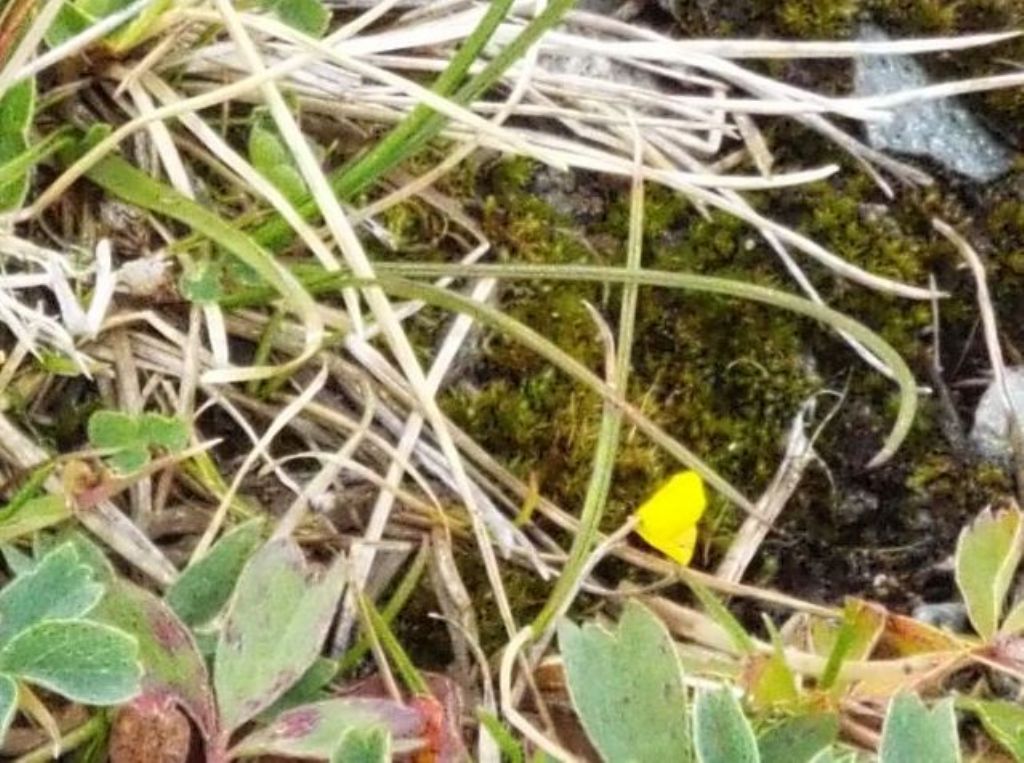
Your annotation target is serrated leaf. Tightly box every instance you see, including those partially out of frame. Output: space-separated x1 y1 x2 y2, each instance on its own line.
757 714 838 763
558 600 690 763
0 674 16 745
248 117 308 205
956 506 1024 640
332 725 391 763
879 694 960 763
230 698 424 759
166 518 264 628
0 620 140 704
693 687 758 763
214 539 346 732
94 579 216 738
0 543 103 647
960 698 1024 761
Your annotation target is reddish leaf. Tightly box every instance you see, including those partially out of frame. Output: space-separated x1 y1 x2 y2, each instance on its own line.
94 579 217 740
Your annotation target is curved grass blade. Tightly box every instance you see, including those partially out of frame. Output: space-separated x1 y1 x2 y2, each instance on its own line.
74 147 322 382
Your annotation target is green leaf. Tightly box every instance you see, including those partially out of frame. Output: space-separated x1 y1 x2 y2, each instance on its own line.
87 410 188 473
0 79 35 211
682 574 756 654
47 0 171 51
960 698 1024 761
0 543 103 647
558 601 690 763
757 714 839 763
87 410 139 448
693 687 759 763
138 414 187 452
0 495 72 543
94 579 216 738
0 620 140 704
248 116 309 205
748 619 798 710
230 698 424 759
180 261 223 305
478 710 525 763
261 0 329 36
0 674 16 745
955 506 1024 640
214 539 346 731
332 725 391 763
879 694 960 763
260 656 336 720
166 518 264 628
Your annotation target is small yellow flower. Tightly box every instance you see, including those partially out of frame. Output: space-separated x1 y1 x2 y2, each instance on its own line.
634 471 706 565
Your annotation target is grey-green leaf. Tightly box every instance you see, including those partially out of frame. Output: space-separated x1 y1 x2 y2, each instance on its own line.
214 538 346 732
230 698 424 759
879 694 960 763
955 506 1024 640
0 543 103 647
693 687 759 763
332 725 391 763
558 600 690 763
0 620 140 704
95 579 216 738
758 713 838 763
166 518 264 628
0 674 16 745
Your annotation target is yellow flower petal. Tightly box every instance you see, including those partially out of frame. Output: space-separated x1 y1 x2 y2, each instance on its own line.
634 471 706 566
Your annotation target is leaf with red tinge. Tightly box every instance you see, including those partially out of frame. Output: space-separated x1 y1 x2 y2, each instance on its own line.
109 693 190 763
214 539 346 732
93 579 216 739
229 698 425 759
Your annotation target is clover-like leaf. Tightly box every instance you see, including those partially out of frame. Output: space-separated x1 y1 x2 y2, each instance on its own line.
0 543 102 647
0 620 140 704
231 698 423 759
880 694 960 763
87 410 188 474
139 414 189 451
214 539 346 732
558 600 690 763
166 518 264 628
955 506 1024 640
693 687 758 763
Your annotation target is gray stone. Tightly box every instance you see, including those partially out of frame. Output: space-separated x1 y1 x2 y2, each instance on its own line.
971 367 1024 461
853 24 1014 182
